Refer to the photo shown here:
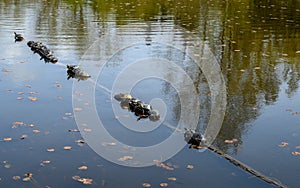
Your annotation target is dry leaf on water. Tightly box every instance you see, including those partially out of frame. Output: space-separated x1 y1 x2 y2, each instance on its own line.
28 97 37 101
118 156 133 161
72 176 93 185
186 165 194 169
78 166 88 170
3 137 12 141
63 146 72 150
32 129 40 133
167 177 176 181
12 176 21 180
291 151 300 156
278 142 289 147
142 183 151 187
160 183 168 187
47 148 55 152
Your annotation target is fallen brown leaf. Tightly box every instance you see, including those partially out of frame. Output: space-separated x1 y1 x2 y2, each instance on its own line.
28 97 38 101
3 137 12 141
118 156 133 161
78 166 88 170
142 183 151 187
186 165 194 169
63 146 72 150
278 142 288 147
160 183 168 187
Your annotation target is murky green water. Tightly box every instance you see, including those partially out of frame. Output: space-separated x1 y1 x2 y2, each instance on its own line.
0 0 300 187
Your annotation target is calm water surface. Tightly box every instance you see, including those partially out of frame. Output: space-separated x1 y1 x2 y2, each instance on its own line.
0 0 300 187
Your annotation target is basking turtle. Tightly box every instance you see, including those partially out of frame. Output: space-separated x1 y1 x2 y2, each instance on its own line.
67 65 91 81
184 129 203 149
114 93 132 102
14 32 24 41
114 93 160 122
149 110 160 122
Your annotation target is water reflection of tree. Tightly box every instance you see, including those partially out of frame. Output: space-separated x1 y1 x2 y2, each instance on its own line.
2 0 300 154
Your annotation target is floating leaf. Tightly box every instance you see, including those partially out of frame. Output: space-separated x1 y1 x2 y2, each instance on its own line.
47 148 55 152
28 124 35 127
28 91 38 94
142 183 151 187
4 164 11 169
83 128 92 132
63 146 72 150
296 146 300 149
3 137 12 141
28 97 37 101
291 151 300 156
78 166 88 170
22 177 31 182
118 156 133 161
32 129 40 133
2 69 13 72
17 97 23 100
186 165 194 169
12 176 21 180
224 140 234 144
160 183 168 187
74 108 82 112
167 177 176 181
101 142 116 146
18 92 25 95
278 142 288 147
73 176 93 185
55 82 61 88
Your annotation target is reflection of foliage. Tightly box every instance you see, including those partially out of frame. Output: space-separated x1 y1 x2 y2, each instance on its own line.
1 0 299 154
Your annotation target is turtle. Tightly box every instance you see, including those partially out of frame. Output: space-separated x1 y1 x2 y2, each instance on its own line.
184 129 203 148
14 32 24 41
114 93 132 102
149 110 160 122
67 65 91 81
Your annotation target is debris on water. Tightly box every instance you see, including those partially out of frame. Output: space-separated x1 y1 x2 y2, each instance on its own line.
12 121 24 128
186 165 194 169
101 142 116 146
142 183 151 187
28 97 38 101
18 92 25 95
78 165 88 170
224 138 238 144
278 142 288 147
12 176 21 180
67 65 91 81
155 162 174 171
55 82 61 88
17 97 24 100
160 183 168 187
296 146 300 149
291 151 300 156
74 107 82 112
32 129 40 133
40 160 51 166
3 137 12 141
167 177 176 181
47 148 55 152
72 175 93 185
83 128 92 132
118 156 133 161
63 146 72 150
2 69 13 73
22 177 31 182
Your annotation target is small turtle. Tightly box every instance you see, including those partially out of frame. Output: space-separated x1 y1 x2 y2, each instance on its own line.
149 110 160 121
114 93 132 102
184 129 203 148
67 65 91 81
14 32 24 41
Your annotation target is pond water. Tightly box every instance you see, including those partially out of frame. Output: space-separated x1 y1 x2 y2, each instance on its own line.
0 0 300 187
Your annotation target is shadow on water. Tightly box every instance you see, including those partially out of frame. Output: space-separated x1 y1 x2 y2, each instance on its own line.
0 0 300 187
